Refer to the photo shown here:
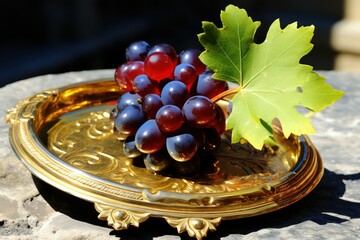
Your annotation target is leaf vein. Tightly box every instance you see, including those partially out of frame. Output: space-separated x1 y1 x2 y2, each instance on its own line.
244 30 309 88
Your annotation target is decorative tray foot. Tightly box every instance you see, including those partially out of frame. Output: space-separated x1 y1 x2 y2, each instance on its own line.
95 203 150 231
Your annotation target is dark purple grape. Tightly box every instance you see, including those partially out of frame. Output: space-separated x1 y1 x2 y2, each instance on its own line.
182 96 217 127
202 128 221 152
123 136 143 158
178 49 206 75
133 74 155 97
116 92 141 112
142 93 164 119
204 104 226 135
114 61 145 92
135 119 166 154
161 80 189 108
166 133 197 162
196 71 228 99
110 108 118 121
144 149 171 173
125 40 150 61
173 63 197 91
148 43 178 65
113 127 129 141
114 105 145 135
155 105 183 132
192 128 206 148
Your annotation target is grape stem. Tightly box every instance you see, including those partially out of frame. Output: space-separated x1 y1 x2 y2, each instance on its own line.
211 85 242 103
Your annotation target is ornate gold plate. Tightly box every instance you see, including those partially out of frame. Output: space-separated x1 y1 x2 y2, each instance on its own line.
7 79 323 239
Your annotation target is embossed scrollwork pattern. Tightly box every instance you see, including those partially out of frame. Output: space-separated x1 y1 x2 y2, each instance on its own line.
47 108 301 199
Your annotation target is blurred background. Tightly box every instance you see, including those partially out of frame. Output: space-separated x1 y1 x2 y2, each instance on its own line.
0 0 345 87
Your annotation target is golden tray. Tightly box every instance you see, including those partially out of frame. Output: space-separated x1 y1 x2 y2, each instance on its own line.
7 79 323 239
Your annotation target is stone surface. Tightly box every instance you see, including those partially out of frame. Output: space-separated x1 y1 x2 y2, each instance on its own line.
0 70 359 240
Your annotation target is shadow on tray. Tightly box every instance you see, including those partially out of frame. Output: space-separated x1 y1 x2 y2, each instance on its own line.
33 168 360 240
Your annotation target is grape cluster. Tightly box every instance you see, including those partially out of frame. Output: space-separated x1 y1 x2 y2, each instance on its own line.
112 41 228 176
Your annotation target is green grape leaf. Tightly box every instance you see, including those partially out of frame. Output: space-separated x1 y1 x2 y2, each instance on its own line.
198 6 260 85
198 5 344 150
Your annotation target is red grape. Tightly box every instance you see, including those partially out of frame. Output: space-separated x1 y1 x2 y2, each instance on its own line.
148 43 178 65
205 104 226 135
182 96 217 127
115 61 145 91
144 52 175 81
155 105 183 132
